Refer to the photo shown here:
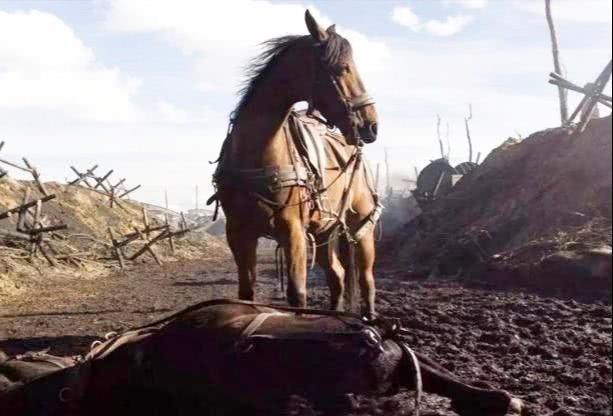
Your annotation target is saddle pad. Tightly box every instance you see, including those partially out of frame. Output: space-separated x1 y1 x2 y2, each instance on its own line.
292 112 351 186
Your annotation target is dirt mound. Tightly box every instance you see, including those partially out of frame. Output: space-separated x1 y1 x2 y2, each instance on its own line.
0 179 229 300
393 116 612 298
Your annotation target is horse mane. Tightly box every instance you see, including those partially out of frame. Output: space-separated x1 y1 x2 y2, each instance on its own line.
232 32 352 119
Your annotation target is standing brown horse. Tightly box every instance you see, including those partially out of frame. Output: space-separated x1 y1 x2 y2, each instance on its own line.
213 11 380 315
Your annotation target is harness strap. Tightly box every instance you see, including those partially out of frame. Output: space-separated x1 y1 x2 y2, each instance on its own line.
400 343 423 416
234 312 289 353
353 202 384 242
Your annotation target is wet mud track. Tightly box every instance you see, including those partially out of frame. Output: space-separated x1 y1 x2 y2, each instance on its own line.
1 255 611 415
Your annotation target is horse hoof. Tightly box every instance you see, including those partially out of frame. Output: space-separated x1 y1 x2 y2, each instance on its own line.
507 398 524 415
451 393 524 416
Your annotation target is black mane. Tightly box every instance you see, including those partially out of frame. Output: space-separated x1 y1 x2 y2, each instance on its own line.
232 32 352 119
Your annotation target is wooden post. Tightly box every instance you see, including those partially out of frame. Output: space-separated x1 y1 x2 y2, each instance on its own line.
69 165 98 188
142 207 150 240
195 185 199 212
108 227 125 270
445 122 451 160
128 229 171 261
165 214 175 254
118 185 141 199
577 60 612 133
436 115 445 159
384 147 391 200
29 200 42 259
545 0 569 124
22 158 49 196
0 141 5 179
180 212 188 231
133 227 162 266
374 163 380 194
0 194 56 221
464 104 473 163
93 170 114 190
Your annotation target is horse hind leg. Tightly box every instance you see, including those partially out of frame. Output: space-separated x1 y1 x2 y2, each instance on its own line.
226 225 258 301
316 242 345 311
277 216 308 308
355 229 376 317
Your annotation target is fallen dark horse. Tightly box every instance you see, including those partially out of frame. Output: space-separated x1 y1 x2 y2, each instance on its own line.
0 299 524 415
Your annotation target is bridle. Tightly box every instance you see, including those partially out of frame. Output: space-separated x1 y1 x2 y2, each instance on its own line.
307 39 376 144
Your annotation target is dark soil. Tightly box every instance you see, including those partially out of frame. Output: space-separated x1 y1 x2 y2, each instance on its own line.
1 253 611 415
393 116 612 289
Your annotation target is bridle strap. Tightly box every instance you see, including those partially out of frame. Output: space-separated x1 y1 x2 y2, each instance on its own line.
309 41 375 138
349 93 376 111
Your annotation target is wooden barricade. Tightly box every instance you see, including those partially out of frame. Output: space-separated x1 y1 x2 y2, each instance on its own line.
107 208 194 270
68 165 141 209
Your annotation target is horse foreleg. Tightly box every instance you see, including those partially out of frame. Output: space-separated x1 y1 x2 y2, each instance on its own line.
355 230 376 317
227 226 258 301
278 218 308 308
405 352 522 415
316 243 345 311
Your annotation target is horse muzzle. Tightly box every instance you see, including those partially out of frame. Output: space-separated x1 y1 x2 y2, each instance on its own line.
358 122 378 144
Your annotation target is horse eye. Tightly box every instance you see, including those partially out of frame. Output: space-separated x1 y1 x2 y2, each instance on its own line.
333 64 348 76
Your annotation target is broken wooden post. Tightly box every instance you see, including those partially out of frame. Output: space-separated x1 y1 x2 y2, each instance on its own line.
549 59 612 133
0 141 6 179
1 190 69 266
108 227 125 271
118 185 141 199
133 226 162 266
69 165 99 187
93 170 114 191
0 194 56 220
545 0 569 125
436 115 445 160
128 229 171 262
142 207 150 240
464 104 474 163
22 158 49 196
165 214 175 254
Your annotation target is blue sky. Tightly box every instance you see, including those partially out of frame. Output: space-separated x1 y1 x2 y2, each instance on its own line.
1 0 611 211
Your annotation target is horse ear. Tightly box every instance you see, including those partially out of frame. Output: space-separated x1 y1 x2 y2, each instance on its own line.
305 9 328 42
326 25 336 34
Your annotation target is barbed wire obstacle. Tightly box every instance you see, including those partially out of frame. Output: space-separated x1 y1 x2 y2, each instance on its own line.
0 141 49 195
68 165 141 209
0 190 73 266
0 142 7 179
548 59 612 133
107 208 194 270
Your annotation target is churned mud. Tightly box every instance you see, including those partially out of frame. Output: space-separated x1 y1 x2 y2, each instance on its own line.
1 255 611 415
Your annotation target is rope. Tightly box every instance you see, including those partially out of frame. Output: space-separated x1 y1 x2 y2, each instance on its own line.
400 342 423 416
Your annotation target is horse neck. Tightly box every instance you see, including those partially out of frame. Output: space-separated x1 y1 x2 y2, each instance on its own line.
231 48 312 168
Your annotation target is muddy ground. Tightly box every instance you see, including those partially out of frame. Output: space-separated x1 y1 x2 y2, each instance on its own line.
0 253 611 416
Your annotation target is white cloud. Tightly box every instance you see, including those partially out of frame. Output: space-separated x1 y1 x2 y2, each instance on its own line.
517 0 612 23
103 0 388 94
391 5 474 36
155 101 223 124
423 14 474 36
391 5 421 30
0 10 143 122
445 0 488 9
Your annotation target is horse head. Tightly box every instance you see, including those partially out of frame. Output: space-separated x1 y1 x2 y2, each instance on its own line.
304 10 378 145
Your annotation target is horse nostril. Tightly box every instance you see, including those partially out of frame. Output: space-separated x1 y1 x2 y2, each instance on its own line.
369 123 378 137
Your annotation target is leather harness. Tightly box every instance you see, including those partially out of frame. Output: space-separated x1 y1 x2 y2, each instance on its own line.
212 110 383 243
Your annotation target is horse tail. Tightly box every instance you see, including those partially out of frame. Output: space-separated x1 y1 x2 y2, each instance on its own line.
339 235 359 313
